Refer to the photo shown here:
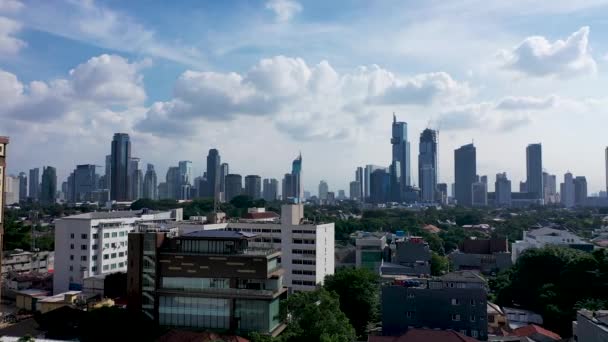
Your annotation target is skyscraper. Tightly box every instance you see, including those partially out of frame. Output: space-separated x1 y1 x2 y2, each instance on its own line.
178 161 193 186
28 167 39 201
105 154 111 191
110 133 131 201
40 166 57 205
495 173 512 207
574 176 588 206
263 178 278 202
244 175 262 199
129 157 142 201
419 128 438 202
370 169 390 204
472 181 488 207
318 180 329 202
282 173 294 201
220 163 229 201
18 172 27 202
364 165 383 202
526 143 543 202
454 143 477 207
355 167 364 202
349 181 362 201
560 172 575 208
543 172 558 204
0 137 8 301
291 154 303 202
74 164 97 202
391 114 411 201
606 147 608 194
166 167 180 200
206 149 221 199
143 164 158 200
225 174 242 202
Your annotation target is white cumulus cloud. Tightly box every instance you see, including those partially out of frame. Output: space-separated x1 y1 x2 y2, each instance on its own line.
265 0 302 22
0 16 25 55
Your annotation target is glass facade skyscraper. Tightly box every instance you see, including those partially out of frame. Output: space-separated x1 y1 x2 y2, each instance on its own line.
391 114 411 202
110 133 131 201
454 143 476 207
206 149 221 199
526 143 543 201
418 129 438 202
291 154 303 203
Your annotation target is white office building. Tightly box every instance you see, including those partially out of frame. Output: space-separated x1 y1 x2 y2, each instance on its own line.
53 209 181 294
181 204 334 292
511 227 593 263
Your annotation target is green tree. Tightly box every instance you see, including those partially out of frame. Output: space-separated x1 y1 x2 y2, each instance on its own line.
430 252 449 276
78 306 158 341
279 288 356 342
324 268 379 337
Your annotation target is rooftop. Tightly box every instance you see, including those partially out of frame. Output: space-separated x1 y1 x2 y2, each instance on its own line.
440 271 487 283
526 227 587 241
369 328 479 342
181 230 258 240
63 210 166 220
511 324 561 341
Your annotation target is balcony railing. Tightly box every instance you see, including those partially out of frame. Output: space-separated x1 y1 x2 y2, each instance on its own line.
159 286 285 298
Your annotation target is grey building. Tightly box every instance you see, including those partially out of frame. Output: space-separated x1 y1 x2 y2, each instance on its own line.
573 309 608 342
526 144 543 201
455 144 476 207
561 172 575 208
143 164 157 200
73 164 98 202
349 181 362 201
437 183 448 204
574 176 588 206
419 129 438 202
318 180 329 202
391 114 411 201
178 160 192 186
291 154 303 202
18 172 27 202
28 168 39 201
220 163 229 200
364 165 384 202
263 178 278 202
105 154 111 194
449 238 512 275
205 149 221 199
282 173 293 201
355 167 364 201
495 173 512 207
370 169 390 204
381 271 488 340
472 181 487 207
244 175 262 200
40 166 57 205
381 237 431 277
129 158 142 201
225 174 243 202
165 167 180 200
110 133 131 201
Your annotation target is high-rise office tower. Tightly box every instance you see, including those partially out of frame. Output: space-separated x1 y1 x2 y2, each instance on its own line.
73 164 97 202
391 114 411 201
110 133 131 201
370 169 390 204
205 149 221 199
178 161 192 186
318 180 329 201
454 143 477 207
437 183 448 204
291 154 303 202
0 137 8 301
18 172 27 202
495 173 512 207
244 175 262 199
129 158 142 201
143 164 158 200
606 147 608 194
355 167 364 202
5 175 20 205
225 174 243 202
526 143 543 202
560 172 575 208
166 167 180 200
419 129 438 202
543 172 558 204
574 176 588 206
40 166 57 205
282 173 294 201
364 165 384 202
158 182 168 200
105 154 111 191
220 163 229 201
350 181 362 201
472 181 488 207
28 167 39 201
263 178 278 202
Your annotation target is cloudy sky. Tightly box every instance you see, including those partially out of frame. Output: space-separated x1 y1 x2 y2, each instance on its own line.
2 0 608 194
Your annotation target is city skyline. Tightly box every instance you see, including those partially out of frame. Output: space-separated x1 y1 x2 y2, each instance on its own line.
3 1 608 193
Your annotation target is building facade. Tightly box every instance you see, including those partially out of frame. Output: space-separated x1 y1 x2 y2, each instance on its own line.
511 227 593 262
419 129 438 202
40 166 57 205
526 144 543 202
244 175 262 200
391 114 411 201
225 174 243 202
495 173 512 207
28 167 40 201
561 172 575 208
0 137 8 300
262 178 278 202
127 230 286 335
205 149 221 199
18 172 27 202
143 164 158 200
53 209 180 294
574 176 588 206
110 133 131 201
455 144 477 207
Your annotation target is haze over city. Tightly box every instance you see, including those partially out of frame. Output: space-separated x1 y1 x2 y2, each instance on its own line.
2 0 608 192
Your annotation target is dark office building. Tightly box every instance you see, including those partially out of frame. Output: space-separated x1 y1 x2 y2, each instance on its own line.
225 174 243 202
282 173 293 201
127 230 286 336
449 238 512 275
454 144 477 207
382 271 488 340
40 166 57 205
574 176 588 206
370 168 390 204
391 114 411 201
73 164 97 202
244 175 262 200
110 133 131 201
18 172 27 202
419 129 438 202
205 149 221 199
28 168 39 201
263 178 278 202
526 144 543 201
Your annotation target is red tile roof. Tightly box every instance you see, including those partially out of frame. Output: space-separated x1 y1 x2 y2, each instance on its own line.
158 330 249 342
243 212 280 220
512 324 561 341
369 329 480 342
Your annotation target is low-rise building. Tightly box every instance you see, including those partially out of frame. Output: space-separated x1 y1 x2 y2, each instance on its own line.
573 309 608 342
355 233 389 273
127 230 287 336
450 238 512 275
511 227 594 262
381 237 431 278
2 251 54 275
502 307 543 330
381 271 488 340
487 302 507 336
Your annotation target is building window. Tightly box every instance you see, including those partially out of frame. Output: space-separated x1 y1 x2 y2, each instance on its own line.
112 232 118 238
103 265 109 271
119 252 125 257
93 233 98 239
111 253 117 259
471 330 478 338
452 314 461 321
92 244 98 250
70 244 74 249
92 266 97 272
470 299 475 305
103 233 110 238
104 243 109 249
81 244 87 250
119 262 125 268
104 254 109 260
69 265 74 271
70 233 75 239
111 263 117 269
70 255 74 261
449 282 455 288
407 293 415 299
460 330 467 335
488 315 495 323
81 234 87 239
451 298 460 305
81 256 87 261
92 255 97 261
406 311 414 318
470 315 476 322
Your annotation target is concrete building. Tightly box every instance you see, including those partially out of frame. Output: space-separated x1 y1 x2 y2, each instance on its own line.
526 144 543 202
127 230 286 336
449 238 512 275
543 172 558 204
364 165 385 202
561 172 575 208
28 167 40 201
575 176 588 206
380 236 431 277
495 173 512 207
419 128 438 202
40 166 57 205
355 233 388 273
73 164 97 202
382 271 488 340
110 133 131 201
355 167 364 202
437 183 448 205
225 174 243 202
53 209 181 293
2 251 54 275
0 137 8 301
281 173 293 201
318 180 329 202
472 181 488 207
5 174 20 205
349 181 362 201
262 178 278 202
455 144 477 207
18 172 27 202
511 227 593 262
573 309 608 342
143 164 157 200
391 114 412 201
244 175 262 200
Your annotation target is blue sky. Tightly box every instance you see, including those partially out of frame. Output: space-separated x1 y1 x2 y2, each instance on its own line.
2 0 608 194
